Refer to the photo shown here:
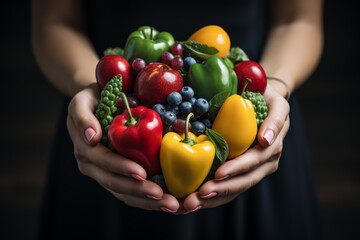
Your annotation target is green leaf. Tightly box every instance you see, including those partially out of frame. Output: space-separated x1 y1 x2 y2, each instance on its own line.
191 90 230 121
104 47 124 57
181 40 219 59
208 90 231 113
226 46 249 63
205 128 228 164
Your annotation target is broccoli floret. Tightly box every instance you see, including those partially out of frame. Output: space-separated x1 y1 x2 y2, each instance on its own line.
95 74 122 148
242 91 268 128
103 47 124 57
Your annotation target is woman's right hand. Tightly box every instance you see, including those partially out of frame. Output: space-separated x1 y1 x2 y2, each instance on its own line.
66 84 180 213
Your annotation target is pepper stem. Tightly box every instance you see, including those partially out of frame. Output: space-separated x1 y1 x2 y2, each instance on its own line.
180 113 197 146
150 27 154 41
120 92 138 126
241 78 252 96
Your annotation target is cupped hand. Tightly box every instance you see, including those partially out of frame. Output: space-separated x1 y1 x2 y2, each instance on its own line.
182 84 290 213
66 84 180 213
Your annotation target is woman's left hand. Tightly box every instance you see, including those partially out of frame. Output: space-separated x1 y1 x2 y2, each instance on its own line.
181 84 290 214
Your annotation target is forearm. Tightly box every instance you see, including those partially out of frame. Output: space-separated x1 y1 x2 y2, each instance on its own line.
260 0 324 97
32 0 99 97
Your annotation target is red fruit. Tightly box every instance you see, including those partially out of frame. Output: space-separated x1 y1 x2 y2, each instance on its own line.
173 119 191 133
234 61 267 94
134 63 183 108
96 55 133 93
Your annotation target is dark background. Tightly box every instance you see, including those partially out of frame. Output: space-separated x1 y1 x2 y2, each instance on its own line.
0 0 359 239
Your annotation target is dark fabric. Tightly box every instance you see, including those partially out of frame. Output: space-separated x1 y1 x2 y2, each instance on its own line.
38 0 323 239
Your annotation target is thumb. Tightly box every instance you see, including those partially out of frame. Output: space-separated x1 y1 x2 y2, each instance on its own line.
68 84 102 146
257 89 290 147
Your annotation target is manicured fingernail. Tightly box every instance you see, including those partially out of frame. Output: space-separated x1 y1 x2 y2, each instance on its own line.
131 174 146 181
264 129 275 145
215 175 229 181
146 194 162 200
187 205 202 213
200 192 217 199
160 207 177 213
85 128 96 143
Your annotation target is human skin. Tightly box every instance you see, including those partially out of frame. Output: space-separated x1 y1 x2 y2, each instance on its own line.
32 0 323 214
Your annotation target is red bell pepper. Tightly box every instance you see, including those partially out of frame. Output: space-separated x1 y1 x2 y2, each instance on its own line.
108 93 163 176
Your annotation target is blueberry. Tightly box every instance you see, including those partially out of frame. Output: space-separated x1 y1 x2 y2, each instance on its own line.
162 111 177 125
166 104 179 115
202 118 212 129
183 57 196 70
190 97 196 105
191 121 206 135
153 104 166 116
193 98 210 114
180 86 194 101
179 101 193 115
167 91 182 107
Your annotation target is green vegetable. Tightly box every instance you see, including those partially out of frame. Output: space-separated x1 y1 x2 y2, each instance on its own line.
226 46 249 64
103 47 124 57
95 74 123 148
242 91 268 127
188 55 237 102
123 26 175 64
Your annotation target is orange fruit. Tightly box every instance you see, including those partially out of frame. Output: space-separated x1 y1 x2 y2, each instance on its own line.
188 25 231 58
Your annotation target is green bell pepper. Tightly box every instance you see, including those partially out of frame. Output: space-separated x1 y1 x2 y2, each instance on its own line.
123 26 175 65
188 55 237 101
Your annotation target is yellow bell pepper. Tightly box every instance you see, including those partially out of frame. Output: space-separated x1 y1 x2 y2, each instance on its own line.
212 81 257 159
160 113 215 198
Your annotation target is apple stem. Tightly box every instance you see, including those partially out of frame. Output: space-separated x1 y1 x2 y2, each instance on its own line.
241 78 252 96
150 27 154 41
180 113 197 147
120 92 138 127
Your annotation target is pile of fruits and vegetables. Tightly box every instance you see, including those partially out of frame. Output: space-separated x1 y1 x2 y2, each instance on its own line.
95 25 268 198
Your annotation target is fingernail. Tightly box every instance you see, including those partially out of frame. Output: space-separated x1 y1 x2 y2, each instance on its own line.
160 207 177 213
264 129 275 145
215 175 229 181
85 128 96 143
146 194 162 200
200 192 217 199
131 174 146 181
186 205 202 214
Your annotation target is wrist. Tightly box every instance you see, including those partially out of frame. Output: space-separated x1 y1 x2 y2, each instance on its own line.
267 76 292 101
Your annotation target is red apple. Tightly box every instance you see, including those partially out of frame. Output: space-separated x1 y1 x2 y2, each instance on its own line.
234 61 267 94
95 55 133 93
134 63 183 108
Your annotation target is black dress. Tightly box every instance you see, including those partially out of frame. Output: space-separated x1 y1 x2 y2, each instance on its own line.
38 0 324 239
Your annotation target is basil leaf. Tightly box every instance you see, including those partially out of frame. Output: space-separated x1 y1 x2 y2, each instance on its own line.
181 40 219 59
208 90 231 113
226 46 249 63
191 90 230 121
205 128 228 164
104 47 124 57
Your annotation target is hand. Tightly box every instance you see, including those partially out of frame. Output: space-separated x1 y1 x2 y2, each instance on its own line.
182 84 290 213
66 84 180 213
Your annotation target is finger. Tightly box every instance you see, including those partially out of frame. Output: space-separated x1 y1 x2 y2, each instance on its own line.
257 87 290 147
67 84 102 145
214 117 289 179
81 161 163 199
67 116 147 180
198 160 279 204
183 192 237 213
107 188 180 212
